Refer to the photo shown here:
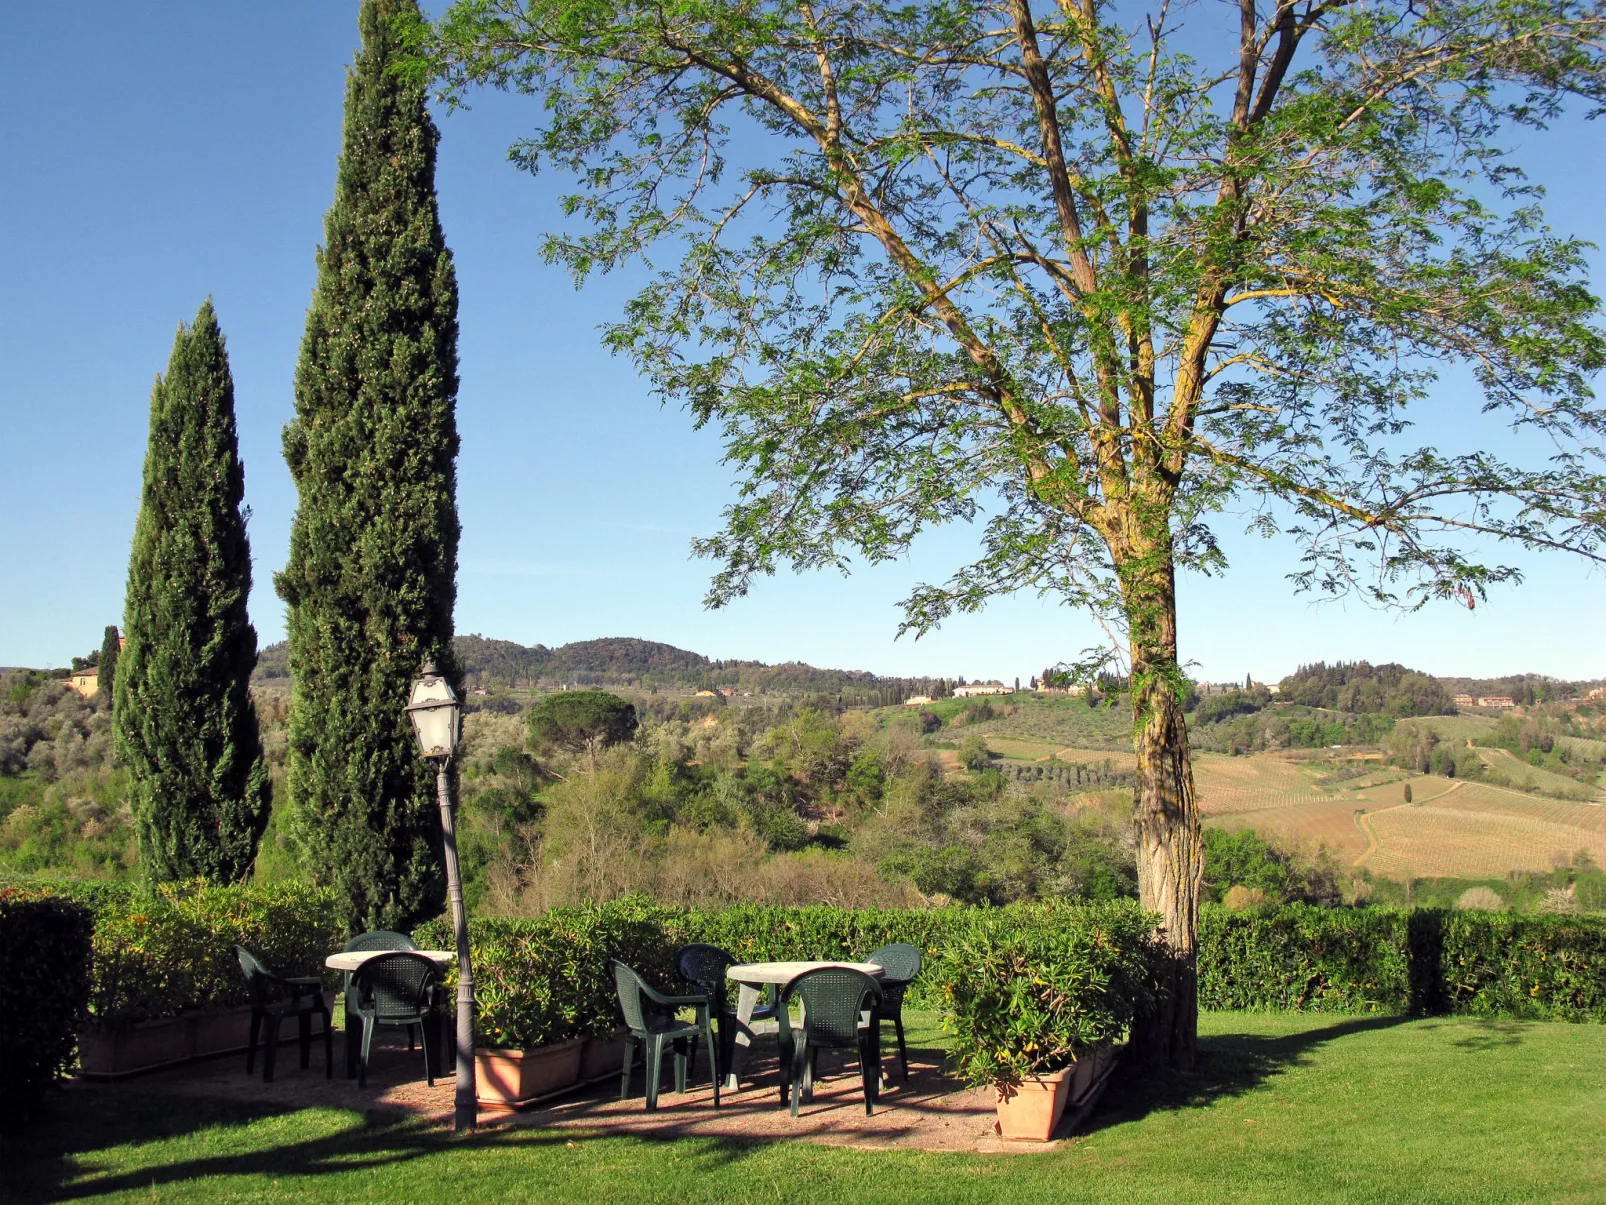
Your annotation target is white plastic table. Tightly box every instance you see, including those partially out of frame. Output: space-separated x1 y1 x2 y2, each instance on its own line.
323 949 454 972
722 960 882 1089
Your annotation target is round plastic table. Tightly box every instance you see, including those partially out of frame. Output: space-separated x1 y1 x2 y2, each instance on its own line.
722 960 882 1088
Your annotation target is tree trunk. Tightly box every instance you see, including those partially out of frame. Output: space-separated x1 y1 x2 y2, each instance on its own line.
1121 545 1202 1070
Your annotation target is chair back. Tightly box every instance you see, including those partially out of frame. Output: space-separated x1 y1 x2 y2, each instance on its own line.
345 929 417 953
676 944 736 1008
782 968 882 1046
350 952 438 1020
612 962 658 1033
865 943 921 984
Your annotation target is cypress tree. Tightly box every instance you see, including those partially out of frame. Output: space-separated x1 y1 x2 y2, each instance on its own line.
97 625 121 702
116 301 269 883
276 0 460 932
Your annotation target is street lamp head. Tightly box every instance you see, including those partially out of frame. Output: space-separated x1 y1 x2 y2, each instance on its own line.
407 660 460 760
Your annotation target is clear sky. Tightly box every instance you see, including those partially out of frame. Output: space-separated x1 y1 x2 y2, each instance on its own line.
3 3 1602 685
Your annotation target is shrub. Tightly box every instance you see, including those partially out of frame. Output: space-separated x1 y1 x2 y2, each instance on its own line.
0 876 346 1028
1456 886 1505 911
1199 904 1606 1021
1198 904 1409 1013
0 890 94 1120
933 902 1159 1089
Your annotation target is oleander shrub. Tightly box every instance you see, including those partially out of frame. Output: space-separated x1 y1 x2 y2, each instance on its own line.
0 890 94 1120
1198 903 1409 1013
932 901 1160 1089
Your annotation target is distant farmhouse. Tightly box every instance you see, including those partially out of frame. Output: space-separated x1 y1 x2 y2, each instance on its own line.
64 666 99 698
1477 696 1516 709
1453 693 1475 707
953 682 1011 698
904 694 933 706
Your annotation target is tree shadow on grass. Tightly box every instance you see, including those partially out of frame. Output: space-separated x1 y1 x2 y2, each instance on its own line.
11 1087 453 1204
1082 1015 1413 1134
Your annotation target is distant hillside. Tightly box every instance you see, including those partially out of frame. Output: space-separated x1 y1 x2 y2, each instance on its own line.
254 634 940 700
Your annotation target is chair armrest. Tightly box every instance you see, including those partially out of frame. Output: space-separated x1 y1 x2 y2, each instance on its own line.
637 978 709 1010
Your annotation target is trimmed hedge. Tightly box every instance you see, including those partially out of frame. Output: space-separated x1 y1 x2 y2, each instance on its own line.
0 890 94 1119
419 898 1159 1054
1199 904 1606 1021
0 877 347 1028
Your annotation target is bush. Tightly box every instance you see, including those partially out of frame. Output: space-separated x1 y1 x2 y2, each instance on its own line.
0 890 94 1120
933 902 1159 1088
0 876 346 1028
1199 903 1606 1020
1199 904 1409 1013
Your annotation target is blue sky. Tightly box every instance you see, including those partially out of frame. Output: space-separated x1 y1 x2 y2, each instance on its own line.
3 2 1602 684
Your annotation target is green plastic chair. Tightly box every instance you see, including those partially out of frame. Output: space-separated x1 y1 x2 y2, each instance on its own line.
612 961 720 1112
863 943 922 1081
777 967 883 1117
347 952 443 1088
341 930 418 1077
234 945 332 1082
674 943 777 1078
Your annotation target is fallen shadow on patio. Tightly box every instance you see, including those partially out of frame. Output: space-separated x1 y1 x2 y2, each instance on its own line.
1082 1013 1414 1134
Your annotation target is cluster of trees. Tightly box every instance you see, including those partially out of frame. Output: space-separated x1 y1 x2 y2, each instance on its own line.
1276 663 1455 717
450 692 1138 914
1201 828 1343 908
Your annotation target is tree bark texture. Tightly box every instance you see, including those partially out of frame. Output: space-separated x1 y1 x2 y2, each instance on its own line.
1121 545 1202 1070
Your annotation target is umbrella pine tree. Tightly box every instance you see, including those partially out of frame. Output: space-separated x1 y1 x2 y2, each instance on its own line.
276 0 461 931
116 300 269 883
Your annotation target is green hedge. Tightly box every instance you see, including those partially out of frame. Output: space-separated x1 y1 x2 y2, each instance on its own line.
0 890 94 1119
420 898 1159 1056
1 877 347 1028
1199 904 1606 1021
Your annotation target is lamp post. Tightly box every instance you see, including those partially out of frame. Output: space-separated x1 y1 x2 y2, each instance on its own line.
406 661 476 1132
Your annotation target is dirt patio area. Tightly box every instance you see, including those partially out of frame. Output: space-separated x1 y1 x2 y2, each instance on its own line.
99 1029 1059 1154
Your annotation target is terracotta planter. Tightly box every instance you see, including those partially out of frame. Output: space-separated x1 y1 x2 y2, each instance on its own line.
190 1006 258 1058
78 1016 194 1079
578 1030 630 1082
475 1038 584 1106
994 1065 1074 1142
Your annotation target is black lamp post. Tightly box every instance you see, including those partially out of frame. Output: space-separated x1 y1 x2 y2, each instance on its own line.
406 661 476 1132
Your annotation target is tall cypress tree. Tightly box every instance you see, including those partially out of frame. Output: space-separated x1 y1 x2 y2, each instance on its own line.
97 625 121 702
276 0 460 932
116 301 269 883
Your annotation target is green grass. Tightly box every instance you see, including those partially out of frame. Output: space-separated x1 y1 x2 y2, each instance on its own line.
15 1011 1606 1204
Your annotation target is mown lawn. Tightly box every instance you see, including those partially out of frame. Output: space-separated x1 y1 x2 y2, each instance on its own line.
13 1011 1604 1204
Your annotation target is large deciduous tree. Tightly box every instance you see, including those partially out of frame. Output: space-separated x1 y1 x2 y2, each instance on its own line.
278 0 461 931
117 300 269 883
423 0 1606 1064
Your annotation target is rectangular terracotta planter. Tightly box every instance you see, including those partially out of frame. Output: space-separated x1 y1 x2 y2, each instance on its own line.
475 1038 584 1106
190 1006 258 1058
994 1064 1074 1142
78 1016 194 1079
578 1031 630 1082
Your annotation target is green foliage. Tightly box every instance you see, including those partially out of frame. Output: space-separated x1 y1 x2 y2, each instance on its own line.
935 902 1160 1088
1199 904 1606 1020
1199 905 1410 1013
525 691 638 761
3 877 346 1028
1278 663 1453 717
1202 828 1342 906
115 300 268 884
0 890 94 1119
422 897 1158 1058
276 0 460 932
